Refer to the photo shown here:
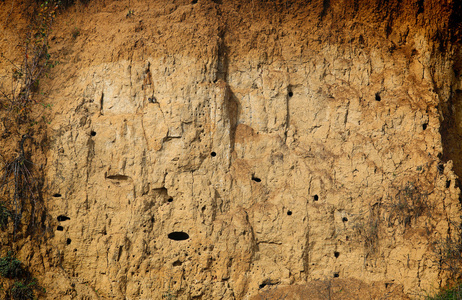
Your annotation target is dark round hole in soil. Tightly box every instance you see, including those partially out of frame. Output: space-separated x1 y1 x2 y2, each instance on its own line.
168 231 189 241
334 273 339 278
287 210 292 216
422 123 428 130
167 198 173 203
375 92 381 101
172 260 183 266
288 91 294 97
192 0 197 3
447 180 451 188
342 217 348 222
313 195 319 201
57 215 70 222
53 193 62 198
252 176 261 182
66 238 72 245
90 131 96 136
211 152 217 157
57 226 64 231
334 251 340 258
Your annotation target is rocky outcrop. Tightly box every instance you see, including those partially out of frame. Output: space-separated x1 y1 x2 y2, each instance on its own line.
1 0 462 299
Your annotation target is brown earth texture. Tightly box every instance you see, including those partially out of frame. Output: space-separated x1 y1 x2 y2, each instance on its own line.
1 0 462 299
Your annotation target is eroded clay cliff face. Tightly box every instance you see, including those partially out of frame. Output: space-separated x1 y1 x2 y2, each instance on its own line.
1 0 462 299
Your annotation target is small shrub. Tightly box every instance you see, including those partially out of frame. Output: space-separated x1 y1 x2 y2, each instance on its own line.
71 27 80 39
387 182 429 227
10 280 36 300
426 283 462 300
0 253 24 279
433 224 462 280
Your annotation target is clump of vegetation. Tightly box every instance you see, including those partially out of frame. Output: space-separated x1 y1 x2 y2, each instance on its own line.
425 283 462 300
387 182 430 227
0 252 43 299
9 280 37 300
0 0 59 125
71 26 80 39
0 252 24 279
432 222 462 281
0 135 43 237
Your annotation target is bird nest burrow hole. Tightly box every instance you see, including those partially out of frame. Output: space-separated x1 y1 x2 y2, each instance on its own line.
168 231 189 241
57 215 70 221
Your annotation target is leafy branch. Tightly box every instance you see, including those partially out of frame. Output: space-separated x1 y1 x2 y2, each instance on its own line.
0 0 59 125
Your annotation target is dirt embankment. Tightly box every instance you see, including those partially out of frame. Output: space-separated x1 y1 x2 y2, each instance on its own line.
1 0 462 299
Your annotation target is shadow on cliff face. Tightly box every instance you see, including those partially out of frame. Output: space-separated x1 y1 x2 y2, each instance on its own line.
440 3 462 184
441 88 462 180
250 278 408 300
440 46 462 183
